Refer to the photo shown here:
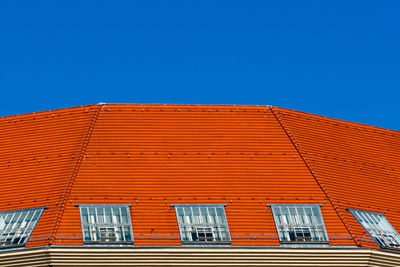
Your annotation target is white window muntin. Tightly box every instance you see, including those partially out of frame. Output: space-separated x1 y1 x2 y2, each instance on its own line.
0 207 45 248
78 204 134 244
173 204 231 244
270 204 329 243
349 208 400 249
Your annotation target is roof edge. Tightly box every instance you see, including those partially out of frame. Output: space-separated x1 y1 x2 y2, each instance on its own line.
270 105 399 134
0 104 100 120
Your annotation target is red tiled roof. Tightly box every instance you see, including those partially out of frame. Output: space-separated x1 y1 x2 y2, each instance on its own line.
0 105 99 247
271 106 400 248
1 103 398 248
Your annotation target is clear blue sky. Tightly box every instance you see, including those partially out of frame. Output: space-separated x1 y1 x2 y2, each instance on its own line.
1 1 399 130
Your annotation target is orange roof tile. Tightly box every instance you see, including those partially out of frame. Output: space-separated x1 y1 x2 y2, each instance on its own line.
0 104 100 247
271 106 400 248
1 103 398 249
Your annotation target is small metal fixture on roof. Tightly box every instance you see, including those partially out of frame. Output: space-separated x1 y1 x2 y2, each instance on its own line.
98 102 106 105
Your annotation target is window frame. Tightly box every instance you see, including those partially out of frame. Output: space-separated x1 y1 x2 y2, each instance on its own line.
348 208 400 249
77 204 134 245
172 204 231 245
269 204 329 245
0 206 46 248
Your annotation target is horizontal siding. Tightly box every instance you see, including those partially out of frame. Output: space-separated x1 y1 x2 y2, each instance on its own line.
1 247 400 266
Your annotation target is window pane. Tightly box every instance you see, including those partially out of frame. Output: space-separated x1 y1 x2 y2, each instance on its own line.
0 208 44 248
192 207 200 224
97 208 105 224
112 208 120 224
349 209 400 249
88 208 96 223
0 216 5 231
104 207 112 223
120 207 128 223
312 207 321 224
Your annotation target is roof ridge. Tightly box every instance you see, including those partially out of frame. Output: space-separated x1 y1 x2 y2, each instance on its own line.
48 104 103 245
269 106 359 247
0 104 98 120
270 106 399 134
102 103 269 109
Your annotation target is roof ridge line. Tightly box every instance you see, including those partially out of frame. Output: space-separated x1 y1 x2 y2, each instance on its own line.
269 106 360 247
0 104 97 120
271 105 399 134
48 103 103 245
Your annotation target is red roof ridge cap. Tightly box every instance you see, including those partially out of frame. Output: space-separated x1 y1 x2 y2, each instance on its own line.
103 103 270 109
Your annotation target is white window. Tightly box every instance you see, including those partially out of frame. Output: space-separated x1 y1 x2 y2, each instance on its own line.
174 204 230 244
79 205 133 244
270 204 329 243
349 209 400 249
0 207 45 248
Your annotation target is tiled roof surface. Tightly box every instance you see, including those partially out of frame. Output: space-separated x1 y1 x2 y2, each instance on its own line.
271 106 400 248
0 105 99 247
1 103 398 248
54 104 351 246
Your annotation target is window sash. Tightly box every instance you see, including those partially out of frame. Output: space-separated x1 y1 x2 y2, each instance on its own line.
349 209 400 248
271 205 328 243
174 205 230 243
79 205 133 243
0 208 44 248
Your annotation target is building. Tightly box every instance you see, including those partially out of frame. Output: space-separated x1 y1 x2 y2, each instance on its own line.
0 103 399 266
